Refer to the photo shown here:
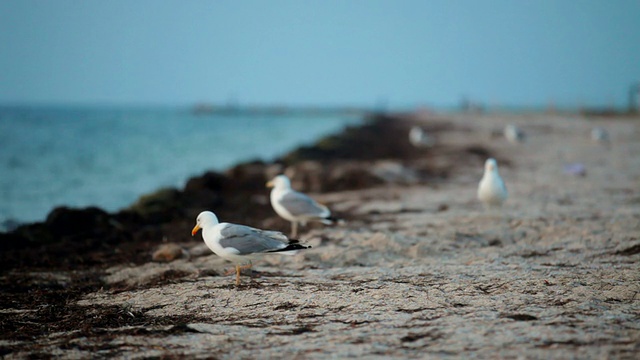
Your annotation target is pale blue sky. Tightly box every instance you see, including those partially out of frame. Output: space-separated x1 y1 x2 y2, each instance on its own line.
1 0 639 109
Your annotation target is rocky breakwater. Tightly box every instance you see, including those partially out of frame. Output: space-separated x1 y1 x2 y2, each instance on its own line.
0 112 480 272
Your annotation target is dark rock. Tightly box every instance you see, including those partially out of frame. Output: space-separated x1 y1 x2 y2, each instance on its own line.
281 115 418 164
327 163 384 191
0 231 31 252
45 206 112 238
224 161 270 192
127 188 183 224
184 171 228 193
282 161 326 193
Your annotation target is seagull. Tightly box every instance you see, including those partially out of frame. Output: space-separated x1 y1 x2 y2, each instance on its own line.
591 126 610 145
409 126 435 148
191 211 310 286
267 174 336 238
504 124 526 144
477 158 508 208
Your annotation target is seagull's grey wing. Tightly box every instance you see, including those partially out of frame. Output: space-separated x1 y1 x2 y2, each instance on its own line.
279 190 328 217
218 224 288 255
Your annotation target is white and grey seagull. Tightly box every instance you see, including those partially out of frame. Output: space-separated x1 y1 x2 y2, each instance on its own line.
409 126 435 148
591 126 610 146
504 124 526 144
191 211 310 286
477 158 508 208
267 174 336 238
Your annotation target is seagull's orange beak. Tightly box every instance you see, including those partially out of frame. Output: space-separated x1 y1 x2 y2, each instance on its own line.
191 224 201 236
266 180 274 188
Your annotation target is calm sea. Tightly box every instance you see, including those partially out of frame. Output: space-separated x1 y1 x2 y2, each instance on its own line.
0 106 362 228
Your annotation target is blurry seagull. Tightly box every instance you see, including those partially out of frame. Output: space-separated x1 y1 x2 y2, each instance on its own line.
478 158 508 208
267 174 336 238
191 211 310 286
590 126 610 146
409 126 435 148
504 124 526 144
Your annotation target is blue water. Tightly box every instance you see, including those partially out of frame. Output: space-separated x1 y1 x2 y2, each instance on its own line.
0 106 361 227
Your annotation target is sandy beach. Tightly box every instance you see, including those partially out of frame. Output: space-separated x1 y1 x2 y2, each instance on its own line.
1 112 639 359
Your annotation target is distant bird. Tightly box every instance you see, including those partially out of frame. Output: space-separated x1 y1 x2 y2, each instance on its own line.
409 126 435 148
478 158 508 208
590 126 610 145
504 124 526 144
191 211 310 286
267 174 336 237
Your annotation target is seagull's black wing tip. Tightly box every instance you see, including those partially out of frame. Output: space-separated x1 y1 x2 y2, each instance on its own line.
269 243 311 253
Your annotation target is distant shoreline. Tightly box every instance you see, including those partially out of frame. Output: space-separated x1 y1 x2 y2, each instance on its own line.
2 101 637 117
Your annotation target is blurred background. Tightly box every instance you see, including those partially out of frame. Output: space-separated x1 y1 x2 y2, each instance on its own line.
1 0 639 227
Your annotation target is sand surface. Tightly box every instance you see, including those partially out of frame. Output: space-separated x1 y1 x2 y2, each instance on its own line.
2 113 639 359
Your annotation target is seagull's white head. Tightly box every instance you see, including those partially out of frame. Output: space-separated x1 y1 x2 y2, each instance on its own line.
266 174 291 189
191 211 219 236
484 158 499 173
